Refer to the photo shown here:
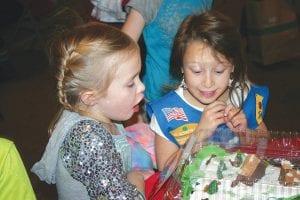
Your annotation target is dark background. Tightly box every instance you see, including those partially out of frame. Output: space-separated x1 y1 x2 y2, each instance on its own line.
0 0 299 199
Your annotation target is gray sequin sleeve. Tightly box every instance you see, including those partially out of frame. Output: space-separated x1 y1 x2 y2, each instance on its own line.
59 120 144 200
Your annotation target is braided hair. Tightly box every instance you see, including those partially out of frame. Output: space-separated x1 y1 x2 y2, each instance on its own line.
47 22 139 134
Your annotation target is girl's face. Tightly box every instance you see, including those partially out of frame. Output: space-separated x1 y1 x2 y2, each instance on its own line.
182 41 233 108
93 51 145 122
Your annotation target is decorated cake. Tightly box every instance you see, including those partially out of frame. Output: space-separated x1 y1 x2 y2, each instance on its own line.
178 145 300 200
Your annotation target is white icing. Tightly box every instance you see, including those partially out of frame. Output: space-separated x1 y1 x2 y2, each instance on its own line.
189 153 300 200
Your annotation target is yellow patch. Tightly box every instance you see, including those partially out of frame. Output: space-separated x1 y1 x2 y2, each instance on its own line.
170 123 198 145
256 94 263 124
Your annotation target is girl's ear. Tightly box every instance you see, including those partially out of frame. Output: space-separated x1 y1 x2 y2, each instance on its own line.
80 90 98 106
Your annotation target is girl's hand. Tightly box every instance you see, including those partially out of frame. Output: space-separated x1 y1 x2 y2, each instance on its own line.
137 169 155 180
127 169 155 193
224 104 247 134
197 101 227 140
127 170 145 192
127 169 155 181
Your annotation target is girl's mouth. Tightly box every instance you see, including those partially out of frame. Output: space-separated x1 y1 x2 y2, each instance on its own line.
200 91 216 98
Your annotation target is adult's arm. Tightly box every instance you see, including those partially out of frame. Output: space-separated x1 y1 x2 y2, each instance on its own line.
121 8 145 41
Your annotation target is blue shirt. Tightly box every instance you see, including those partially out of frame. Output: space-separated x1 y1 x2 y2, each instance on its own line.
147 85 269 147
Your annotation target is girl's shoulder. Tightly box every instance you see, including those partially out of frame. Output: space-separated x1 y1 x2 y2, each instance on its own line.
248 83 269 97
61 119 114 152
61 120 115 158
241 83 269 107
230 82 269 107
232 81 269 96
69 119 111 139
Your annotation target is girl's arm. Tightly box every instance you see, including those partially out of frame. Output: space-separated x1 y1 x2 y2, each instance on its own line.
60 120 144 199
121 8 145 41
241 122 269 145
256 121 268 133
155 134 179 171
254 121 269 139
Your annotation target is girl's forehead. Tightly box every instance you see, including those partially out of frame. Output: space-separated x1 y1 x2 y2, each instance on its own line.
185 41 230 64
114 51 141 76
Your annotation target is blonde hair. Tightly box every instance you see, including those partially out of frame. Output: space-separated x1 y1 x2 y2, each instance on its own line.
48 22 139 134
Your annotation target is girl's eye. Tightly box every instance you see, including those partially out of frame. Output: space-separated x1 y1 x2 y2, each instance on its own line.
127 81 135 88
127 82 135 88
215 70 225 74
192 69 202 74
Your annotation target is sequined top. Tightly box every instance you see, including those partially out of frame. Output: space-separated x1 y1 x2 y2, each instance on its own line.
59 119 143 200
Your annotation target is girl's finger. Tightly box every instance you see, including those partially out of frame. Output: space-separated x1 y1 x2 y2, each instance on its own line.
224 103 234 117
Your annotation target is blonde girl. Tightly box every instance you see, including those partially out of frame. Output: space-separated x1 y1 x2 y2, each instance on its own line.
32 22 148 199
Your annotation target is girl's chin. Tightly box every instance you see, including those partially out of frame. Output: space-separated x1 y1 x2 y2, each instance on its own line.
187 91 217 106
198 98 217 105
128 110 137 118
133 105 140 113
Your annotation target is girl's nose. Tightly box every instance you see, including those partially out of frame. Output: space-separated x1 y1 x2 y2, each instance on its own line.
203 73 214 88
137 78 145 93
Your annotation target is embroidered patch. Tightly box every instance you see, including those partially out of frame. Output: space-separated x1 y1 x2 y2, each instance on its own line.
170 123 198 145
162 107 188 122
256 94 263 124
